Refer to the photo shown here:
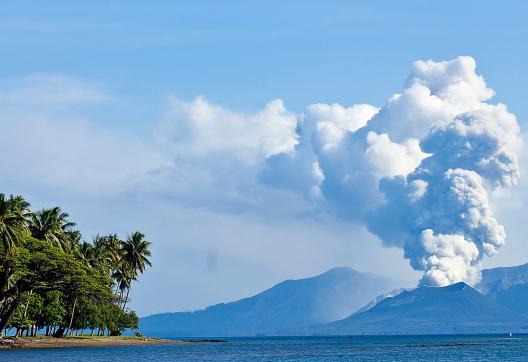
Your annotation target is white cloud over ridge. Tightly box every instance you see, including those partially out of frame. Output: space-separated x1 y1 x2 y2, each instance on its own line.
0 56 522 290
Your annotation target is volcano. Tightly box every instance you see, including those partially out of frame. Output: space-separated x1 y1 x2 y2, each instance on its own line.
299 282 528 335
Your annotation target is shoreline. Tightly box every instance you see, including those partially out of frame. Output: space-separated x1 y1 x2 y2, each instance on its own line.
0 336 221 350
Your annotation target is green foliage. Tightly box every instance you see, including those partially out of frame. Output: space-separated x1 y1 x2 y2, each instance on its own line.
41 291 67 328
0 193 29 255
0 193 152 337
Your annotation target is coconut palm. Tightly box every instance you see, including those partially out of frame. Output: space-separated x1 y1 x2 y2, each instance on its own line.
64 229 82 254
7 195 32 220
111 264 136 307
121 232 152 275
79 241 96 266
119 232 152 310
0 194 30 311
29 207 76 250
105 234 123 275
0 194 29 255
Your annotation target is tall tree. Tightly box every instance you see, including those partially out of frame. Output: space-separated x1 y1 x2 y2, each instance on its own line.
120 232 152 310
0 194 30 314
29 207 75 251
0 194 29 255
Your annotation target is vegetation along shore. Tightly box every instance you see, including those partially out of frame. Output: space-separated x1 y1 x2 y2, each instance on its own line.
0 193 152 339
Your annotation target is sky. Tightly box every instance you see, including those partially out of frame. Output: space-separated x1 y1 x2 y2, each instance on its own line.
1 1 527 316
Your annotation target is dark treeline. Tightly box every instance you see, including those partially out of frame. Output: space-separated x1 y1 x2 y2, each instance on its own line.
0 193 152 338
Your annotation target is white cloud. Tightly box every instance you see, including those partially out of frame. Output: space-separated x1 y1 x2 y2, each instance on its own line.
0 74 108 106
365 131 427 179
0 75 167 196
158 96 298 164
308 103 379 151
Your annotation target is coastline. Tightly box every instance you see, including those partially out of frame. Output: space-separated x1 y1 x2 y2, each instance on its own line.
0 336 217 350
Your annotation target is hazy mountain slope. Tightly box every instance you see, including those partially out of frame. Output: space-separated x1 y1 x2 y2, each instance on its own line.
350 288 409 315
299 282 528 335
139 267 398 337
478 263 528 316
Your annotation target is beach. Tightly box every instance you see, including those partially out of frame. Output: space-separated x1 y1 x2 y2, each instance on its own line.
0 336 197 349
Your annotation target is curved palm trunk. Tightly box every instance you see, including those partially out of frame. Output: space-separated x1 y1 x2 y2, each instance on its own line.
0 297 21 336
122 287 130 311
67 296 78 336
0 263 13 306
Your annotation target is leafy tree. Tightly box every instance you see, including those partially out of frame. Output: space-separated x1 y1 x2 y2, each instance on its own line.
0 194 30 307
40 291 66 336
0 193 152 338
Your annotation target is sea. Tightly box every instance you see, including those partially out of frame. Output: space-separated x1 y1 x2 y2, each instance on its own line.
1 335 528 361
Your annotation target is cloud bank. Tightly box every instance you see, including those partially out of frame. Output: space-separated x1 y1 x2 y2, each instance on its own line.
0 56 521 291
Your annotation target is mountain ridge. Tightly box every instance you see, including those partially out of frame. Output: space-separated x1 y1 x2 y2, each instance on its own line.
139 267 398 337
292 282 528 336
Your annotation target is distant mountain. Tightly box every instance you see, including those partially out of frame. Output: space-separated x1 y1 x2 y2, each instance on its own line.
478 263 528 316
139 267 398 337
298 282 528 335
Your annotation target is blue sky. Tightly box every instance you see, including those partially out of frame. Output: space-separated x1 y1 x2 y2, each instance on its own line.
2 1 527 125
1 1 527 315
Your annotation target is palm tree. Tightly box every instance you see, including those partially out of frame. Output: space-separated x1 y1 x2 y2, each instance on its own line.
111 264 135 307
64 229 82 254
105 234 123 279
90 234 120 274
122 232 152 275
7 195 32 220
0 194 30 312
79 241 96 266
119 232 152 310
29 207 76 251
0 194 29 254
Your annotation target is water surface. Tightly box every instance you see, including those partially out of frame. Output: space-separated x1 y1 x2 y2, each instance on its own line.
1 335 527 361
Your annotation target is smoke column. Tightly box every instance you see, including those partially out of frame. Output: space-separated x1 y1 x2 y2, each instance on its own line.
264 56 522 286
368 105 521 286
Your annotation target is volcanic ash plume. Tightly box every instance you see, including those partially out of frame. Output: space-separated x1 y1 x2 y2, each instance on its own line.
263 56 521 286
368 106 521 286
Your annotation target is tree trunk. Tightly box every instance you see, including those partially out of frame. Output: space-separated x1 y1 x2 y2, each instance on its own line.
0 297 20 335
90 328 94 336
122 287 130 311
21 289 34 338
53 326 66 338
45 325 50 336
67 296 78 336
0 264 12 306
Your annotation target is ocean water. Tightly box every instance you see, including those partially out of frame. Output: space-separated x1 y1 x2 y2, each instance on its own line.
1 335 528 361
